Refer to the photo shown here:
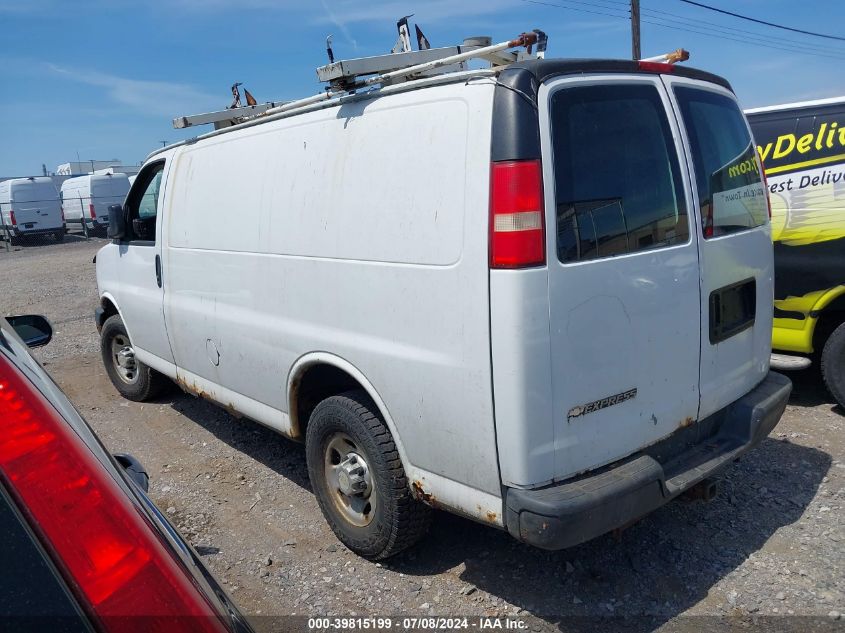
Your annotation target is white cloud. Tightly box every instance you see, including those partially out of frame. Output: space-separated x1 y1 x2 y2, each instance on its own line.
320 0 358 49
47 64 221 117
310 0 515 25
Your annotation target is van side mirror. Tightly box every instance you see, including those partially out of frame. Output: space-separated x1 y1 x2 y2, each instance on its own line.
6 315 53 348
107 204 126 239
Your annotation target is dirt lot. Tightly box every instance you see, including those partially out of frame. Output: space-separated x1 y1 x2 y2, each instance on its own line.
1 238 843 631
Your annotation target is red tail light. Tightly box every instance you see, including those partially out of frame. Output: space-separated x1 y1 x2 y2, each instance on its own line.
9 209 16 226
638 61 674 74
89 203 96 219
0 356 227 633
490 159 545 269
702 202 714 238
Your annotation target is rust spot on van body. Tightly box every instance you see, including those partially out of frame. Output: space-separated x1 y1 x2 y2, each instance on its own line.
679 416 695 429
485 511 498 523
412 480 436 506
175 375 211 401
224 402 243 419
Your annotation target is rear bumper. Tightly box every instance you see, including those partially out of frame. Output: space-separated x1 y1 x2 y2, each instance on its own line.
504 371 791 550
2 225 63 237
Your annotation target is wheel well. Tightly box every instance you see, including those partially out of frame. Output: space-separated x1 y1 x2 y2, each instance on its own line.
812 294 845 354
100 297 119 321
290 364 364 438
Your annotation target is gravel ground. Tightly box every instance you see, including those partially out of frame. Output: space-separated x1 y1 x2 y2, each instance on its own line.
1 239 843 632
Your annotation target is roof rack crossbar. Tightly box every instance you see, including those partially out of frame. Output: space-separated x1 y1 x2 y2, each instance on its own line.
172 29 546 131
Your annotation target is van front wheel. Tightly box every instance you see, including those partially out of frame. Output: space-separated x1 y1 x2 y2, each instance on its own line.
100 315 167 402
305 390 431 559
821 321 845 409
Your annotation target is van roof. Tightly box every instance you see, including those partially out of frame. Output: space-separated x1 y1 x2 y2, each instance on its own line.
744 95 845 115
147 57 732 162
6 176 55 187
508 58 732 91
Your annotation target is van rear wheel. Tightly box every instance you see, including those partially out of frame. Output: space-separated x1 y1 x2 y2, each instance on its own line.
305 390 431 559
100 315 168 402
821 322 845 409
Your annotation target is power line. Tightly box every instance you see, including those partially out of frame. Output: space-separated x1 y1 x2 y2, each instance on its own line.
523 0 629 22
641 17 845 61
643 4 845 55
639 8 845 58
522 0 845 61
679 0 845 42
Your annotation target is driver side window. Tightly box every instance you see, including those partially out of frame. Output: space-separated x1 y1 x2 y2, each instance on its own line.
138 170 162 219
126 162 164 242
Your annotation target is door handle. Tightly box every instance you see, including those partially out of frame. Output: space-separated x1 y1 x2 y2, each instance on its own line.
155 254 162 288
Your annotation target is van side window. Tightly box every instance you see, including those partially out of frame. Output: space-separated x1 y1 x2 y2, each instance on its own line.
550 84 689 264
126 162 164 242
138 171 162 219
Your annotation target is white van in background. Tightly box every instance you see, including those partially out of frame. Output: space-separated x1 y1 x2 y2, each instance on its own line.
0 176 65 244
96 55 791 559
61 173 130 236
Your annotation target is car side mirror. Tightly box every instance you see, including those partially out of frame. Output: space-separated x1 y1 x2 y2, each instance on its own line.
113 453 150 493
6 315 53 348
107 204 126 239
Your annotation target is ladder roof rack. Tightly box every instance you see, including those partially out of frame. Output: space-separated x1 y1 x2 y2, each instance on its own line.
172 29 547 131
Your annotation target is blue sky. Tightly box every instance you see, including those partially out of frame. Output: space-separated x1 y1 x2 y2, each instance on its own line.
1 0 844 175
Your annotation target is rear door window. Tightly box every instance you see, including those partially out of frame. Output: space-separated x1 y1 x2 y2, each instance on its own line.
550 83 689 264
675 87 768 238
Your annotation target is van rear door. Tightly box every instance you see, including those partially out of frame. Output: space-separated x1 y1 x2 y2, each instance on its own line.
539 75 702 481
92 175 130 222
663 76 772 420
10 181 59 232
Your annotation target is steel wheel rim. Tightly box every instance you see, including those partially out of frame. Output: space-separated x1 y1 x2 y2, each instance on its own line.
323 432 376 528
111 334 138 385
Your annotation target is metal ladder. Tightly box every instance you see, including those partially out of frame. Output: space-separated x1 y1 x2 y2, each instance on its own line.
172 28 548 131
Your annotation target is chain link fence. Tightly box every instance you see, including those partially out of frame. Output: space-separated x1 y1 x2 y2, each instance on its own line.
1 195 110 254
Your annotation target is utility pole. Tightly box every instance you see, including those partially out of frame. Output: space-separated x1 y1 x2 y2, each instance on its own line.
160 140 167 147
631 0 641 60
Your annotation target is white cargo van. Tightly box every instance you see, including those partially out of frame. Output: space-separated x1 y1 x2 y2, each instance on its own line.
95 49 791 559
61 173 130 236
0 177 65 244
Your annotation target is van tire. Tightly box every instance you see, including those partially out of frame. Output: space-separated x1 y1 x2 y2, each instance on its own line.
53 231 64 243
821 322 845 409
100 315 168 402
305 390 431 559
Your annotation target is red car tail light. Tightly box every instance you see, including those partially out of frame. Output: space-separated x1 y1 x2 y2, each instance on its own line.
89 203 96 219
638 61 675 74
9 209 16 226
490 159 546 269
0 356 227 633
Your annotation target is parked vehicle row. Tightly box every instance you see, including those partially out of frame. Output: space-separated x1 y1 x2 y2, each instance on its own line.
61 173 131 237
94 55 791 559
0 173 131 243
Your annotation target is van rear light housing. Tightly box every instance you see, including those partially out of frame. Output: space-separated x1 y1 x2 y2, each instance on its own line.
9 209 16 226
0 356 228 633
638 61 674 74
490 159 545 269
89 203 96 219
